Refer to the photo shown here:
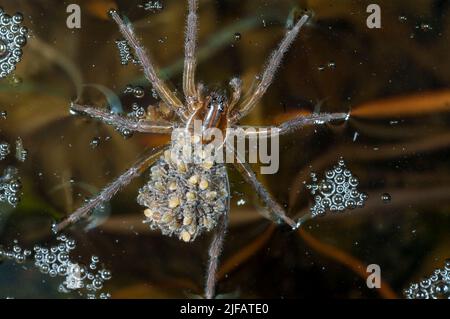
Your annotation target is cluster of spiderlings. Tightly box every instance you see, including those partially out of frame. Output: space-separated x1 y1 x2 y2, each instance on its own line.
0 240 32 263
305 158 367 217
137 131 229 242
0 9 27 78
33 235 112 299
0 141 10 160
115 39 139 65
123 85 145 98
404 259 450 299
0 167 22 207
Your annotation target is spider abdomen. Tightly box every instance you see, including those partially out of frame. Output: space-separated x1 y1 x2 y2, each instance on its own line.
137 134 229 242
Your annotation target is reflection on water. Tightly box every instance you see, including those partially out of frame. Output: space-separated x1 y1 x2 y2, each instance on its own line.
0 0 450 298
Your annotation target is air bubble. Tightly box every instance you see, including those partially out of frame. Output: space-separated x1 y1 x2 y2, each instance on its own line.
381 193 391 203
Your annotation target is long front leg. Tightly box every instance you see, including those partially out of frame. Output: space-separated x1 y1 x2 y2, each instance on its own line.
183 0 199 104
229 142 297 228
71 103 174 134
53 145 167 233
229 14 310 124
108 10 187 121
238 112 349 137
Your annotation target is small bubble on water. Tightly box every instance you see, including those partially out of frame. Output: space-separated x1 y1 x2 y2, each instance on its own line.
90 137 101 149
381 193 391 203
419 23 432 32
327 61 336 69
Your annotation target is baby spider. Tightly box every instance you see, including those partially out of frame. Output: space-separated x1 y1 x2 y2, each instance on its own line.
54 1 348 298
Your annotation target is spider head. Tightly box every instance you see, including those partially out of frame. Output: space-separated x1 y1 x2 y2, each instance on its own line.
201 90 229 131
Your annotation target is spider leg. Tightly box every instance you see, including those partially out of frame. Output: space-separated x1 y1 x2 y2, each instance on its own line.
71 103 174 134
53 145 167 233
238 112 349 137
108 10 187 121
228 141 297 229
229 14 310 124
205 211 228 299
183 0 199 104
227 77 243 115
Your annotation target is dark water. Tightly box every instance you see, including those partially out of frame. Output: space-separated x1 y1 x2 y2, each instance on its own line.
0 0 449 298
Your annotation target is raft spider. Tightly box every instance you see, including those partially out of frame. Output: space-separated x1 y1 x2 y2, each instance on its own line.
54 1 348 298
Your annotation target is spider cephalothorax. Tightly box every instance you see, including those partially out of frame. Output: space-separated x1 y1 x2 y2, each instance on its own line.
54 1 348 298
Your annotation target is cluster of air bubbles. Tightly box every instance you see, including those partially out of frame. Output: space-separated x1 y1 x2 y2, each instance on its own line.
129 103 146 119
0 239 31 263
0 141 10 160
234 33 242 41
0 8 27 79
0 167 22 207
1 235 112 299
115 39 139 66
0 110 6 119
138 1 163 12
0 137 27 162
305 158 368 217
404 259 450 299
15 137 27 162
124 85 145 98
113 103 147 138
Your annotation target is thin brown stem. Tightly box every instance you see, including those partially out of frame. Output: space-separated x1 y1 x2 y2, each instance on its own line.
108 10 187 121
53 145 167 233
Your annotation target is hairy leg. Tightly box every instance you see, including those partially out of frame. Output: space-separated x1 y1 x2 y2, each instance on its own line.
227 77 243 115
71 103 174 134
204 212 228 299
183 0 199 104
53 145 168 233
228 142 297 228
237 112 349 137
229 14 310 124
108 10 187 121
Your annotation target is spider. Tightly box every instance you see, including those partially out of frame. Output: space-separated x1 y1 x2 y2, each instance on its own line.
53 1 348 299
